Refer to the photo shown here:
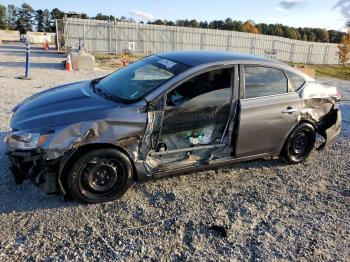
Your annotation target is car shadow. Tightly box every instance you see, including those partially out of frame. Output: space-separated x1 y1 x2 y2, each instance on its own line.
0 50 66 58
0 43 66 60
0 61 64 70
0 43 51 51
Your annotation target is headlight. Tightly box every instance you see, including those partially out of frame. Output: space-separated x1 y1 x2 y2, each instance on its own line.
5 131 51 150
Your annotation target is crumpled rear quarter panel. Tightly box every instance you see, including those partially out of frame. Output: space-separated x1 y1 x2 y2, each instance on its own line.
300 82 341 148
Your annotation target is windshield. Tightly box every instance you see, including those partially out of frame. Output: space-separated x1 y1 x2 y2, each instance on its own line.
95 55 189 102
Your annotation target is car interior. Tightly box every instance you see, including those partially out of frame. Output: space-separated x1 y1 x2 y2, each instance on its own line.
155 68 233 157
167 68 232 106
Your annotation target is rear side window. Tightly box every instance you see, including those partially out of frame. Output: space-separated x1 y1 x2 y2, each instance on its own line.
244 66 288 98
285 70 305 91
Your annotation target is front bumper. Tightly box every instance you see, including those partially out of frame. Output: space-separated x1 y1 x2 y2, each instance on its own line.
7 149 60 194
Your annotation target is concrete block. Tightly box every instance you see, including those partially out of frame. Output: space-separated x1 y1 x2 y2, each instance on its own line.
71 52 95 71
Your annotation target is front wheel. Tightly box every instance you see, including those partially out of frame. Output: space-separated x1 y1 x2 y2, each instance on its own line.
67 148 133 204
281 123 316 164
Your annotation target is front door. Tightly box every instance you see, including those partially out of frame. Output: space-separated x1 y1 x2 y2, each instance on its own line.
235 65 303 157
144 67 236 171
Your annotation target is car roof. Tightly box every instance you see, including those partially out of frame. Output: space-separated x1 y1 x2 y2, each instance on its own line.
157 50 276 67
156 50 314 81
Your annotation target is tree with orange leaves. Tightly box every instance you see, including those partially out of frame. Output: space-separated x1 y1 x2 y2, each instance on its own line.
242 20 260 34
337 23 350 71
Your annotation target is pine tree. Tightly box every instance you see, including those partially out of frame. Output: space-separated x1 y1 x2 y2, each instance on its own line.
0 5 6 29
43 9 51 32
35 9 44 32
6 4 17 30
308 32 317 42
15 3 35 33
50 8 64 20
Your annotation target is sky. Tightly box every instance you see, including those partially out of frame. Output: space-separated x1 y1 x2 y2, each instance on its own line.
1 0 349 31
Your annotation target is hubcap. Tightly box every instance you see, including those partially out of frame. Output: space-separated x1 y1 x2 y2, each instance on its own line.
289 130 312 158
82 159 119 193
292 132 309 154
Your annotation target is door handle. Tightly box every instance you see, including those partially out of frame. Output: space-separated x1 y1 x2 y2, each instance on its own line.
281 107 298 114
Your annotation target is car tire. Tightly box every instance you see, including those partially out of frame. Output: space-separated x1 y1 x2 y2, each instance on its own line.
281 123 316 164
67 148 133 204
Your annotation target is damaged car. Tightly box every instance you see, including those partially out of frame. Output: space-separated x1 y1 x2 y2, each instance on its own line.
5 51 342 203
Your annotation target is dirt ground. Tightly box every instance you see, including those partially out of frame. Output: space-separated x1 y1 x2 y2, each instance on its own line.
0 43 349 261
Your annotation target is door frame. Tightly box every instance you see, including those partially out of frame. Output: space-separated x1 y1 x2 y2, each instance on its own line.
234 63 303 157
142 64 240 169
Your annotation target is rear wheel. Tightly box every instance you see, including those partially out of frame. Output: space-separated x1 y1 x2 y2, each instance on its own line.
281 123 316 164
67 148 133 204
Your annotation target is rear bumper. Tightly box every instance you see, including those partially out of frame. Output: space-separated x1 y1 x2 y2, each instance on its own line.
324 109 342 147
317 107 342 150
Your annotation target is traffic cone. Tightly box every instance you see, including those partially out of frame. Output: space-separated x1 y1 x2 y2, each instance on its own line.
66 54 73 71
43 40 48 50
122 57 128 67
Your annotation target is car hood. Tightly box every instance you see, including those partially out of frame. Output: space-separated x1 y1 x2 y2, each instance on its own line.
11 80 120 130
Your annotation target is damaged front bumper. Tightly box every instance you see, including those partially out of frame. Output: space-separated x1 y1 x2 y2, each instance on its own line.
7 149 60 194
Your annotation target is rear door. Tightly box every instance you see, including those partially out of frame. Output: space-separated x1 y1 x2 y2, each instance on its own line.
235 65 302 157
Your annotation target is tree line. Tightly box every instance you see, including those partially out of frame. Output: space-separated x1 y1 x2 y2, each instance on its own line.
0 4 59 33
0 3 345 43
0 3 136 34
148 19 344 44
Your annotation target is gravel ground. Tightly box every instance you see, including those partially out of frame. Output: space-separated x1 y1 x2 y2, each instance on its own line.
0 43 349 261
